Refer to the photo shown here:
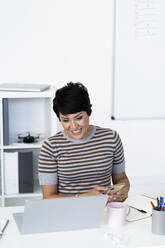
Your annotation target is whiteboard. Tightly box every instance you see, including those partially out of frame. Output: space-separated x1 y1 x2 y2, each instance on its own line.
111 0 165 120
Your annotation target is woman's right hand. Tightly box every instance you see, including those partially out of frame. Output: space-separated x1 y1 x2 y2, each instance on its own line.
82 186 108 196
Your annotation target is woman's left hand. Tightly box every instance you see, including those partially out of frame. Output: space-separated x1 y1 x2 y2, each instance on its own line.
107 183 129 203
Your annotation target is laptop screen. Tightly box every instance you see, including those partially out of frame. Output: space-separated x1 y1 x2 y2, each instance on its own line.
13 195 107 234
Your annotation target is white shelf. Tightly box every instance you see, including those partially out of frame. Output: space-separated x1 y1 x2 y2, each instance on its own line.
2 140 44 150
4 182 42 198
0 86 55 98
4 192 42 198
0 88 56 206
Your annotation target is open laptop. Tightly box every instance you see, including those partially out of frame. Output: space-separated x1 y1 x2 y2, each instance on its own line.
13 195 107 235
0 83 50 92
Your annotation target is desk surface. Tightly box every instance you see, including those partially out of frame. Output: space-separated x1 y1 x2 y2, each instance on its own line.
1 200 165 248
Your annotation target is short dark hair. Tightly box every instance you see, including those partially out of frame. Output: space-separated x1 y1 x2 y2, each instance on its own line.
53 82 92 119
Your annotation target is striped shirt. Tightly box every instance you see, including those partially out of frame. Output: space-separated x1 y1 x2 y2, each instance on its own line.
38 126 125 194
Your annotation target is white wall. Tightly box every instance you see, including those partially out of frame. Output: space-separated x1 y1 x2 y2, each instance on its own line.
0 0 165 188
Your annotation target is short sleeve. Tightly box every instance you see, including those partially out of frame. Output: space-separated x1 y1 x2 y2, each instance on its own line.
112 131 125 174
38 140 58 185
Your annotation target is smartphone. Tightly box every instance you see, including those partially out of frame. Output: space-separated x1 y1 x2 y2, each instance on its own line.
100 183 125 194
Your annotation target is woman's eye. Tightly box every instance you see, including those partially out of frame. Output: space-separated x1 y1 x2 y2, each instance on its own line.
63 119 69 122
76 116 82 120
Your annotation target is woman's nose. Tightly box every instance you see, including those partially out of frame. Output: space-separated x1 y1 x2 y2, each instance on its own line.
70 121 77 130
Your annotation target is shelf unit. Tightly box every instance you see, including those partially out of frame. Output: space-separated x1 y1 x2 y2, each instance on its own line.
0 87 57 207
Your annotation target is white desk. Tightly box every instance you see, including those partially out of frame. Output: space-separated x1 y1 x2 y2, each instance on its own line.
1 204 165 248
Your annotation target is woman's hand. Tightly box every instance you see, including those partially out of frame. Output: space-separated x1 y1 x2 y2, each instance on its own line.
107 183 129 203
82 186 108 196
106 172 130 203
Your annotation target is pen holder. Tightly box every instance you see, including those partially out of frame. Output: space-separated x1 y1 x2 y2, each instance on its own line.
152 209 165 235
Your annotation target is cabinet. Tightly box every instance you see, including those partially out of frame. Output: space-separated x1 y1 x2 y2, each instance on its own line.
0 87 57 207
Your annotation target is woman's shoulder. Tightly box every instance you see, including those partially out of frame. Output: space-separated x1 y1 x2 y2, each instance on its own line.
42 131 66 146
48 130 64 140
95 126 117 136
94 126 120 143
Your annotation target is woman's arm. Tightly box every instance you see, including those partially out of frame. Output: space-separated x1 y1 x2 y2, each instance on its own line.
107 172 130 202
112 172 130 190
41 185 108 199
41 185 74 199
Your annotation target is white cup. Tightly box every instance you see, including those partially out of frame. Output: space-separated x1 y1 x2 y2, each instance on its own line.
107 202 130 229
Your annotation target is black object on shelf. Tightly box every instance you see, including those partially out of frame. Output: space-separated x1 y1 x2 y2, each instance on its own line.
18 132 40 143
18 151 33 193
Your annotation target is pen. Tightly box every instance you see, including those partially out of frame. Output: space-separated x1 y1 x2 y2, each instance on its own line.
160 196 164 205
0 219 9 239
160 197 164 210
156 197 160 209
150 201 155 209
162 202 165 211
129 205 147 214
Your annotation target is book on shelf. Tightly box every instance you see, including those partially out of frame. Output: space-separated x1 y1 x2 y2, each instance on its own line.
18 151 33 193
0 173 1 194
4 151 33 194
4 151 19 194
2 98 9 145
125 194 157 222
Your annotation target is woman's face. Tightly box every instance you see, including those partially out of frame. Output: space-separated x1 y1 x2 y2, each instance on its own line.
59 111 91 140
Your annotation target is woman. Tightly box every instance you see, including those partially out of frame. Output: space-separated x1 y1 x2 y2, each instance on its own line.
38 82 130 202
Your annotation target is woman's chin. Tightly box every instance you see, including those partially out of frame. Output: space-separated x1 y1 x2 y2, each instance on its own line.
70 131 84 139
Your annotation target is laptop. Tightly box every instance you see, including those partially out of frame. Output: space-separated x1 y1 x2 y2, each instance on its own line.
13 195 107 235
0 83 50 92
